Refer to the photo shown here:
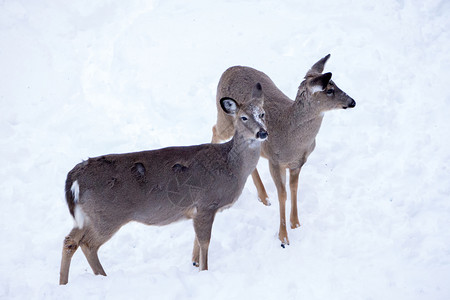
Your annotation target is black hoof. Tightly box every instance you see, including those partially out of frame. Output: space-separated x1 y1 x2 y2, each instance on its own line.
281 243 285 248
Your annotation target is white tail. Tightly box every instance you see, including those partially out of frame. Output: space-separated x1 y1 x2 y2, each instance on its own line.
59 83 267 284
212 54 355 246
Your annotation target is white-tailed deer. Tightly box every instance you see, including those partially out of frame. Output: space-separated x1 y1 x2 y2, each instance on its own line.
59 83 267 285
212 54 355 246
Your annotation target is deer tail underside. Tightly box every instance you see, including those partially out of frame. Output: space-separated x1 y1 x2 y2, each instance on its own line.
65 171 86 228
65 173 77 218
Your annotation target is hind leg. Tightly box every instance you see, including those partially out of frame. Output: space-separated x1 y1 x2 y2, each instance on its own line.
80 243 107 276
212 125 222 143
60 228 84 285
212 124 232 143
211 113 235 144
78 226 119 277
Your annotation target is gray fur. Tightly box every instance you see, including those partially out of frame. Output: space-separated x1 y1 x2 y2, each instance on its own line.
212 54 355 245
59 84 267 285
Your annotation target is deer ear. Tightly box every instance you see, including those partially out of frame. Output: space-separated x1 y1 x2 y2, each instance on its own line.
309 72 332 93
306 54 331 77
252 83 263 99
220 97 239 115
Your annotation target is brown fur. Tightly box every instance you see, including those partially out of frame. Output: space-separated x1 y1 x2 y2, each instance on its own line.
59 84 267 284
212 54 355 245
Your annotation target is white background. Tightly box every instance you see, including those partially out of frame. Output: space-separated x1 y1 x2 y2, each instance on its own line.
1 0 449 299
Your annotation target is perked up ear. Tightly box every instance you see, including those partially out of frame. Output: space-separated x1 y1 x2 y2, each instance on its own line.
220 97 239 115
305 54 331 77
252 82 263 99
309 72 332 93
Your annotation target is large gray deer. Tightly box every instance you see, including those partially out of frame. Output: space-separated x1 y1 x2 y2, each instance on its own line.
59 83 267 285
212 54 355 246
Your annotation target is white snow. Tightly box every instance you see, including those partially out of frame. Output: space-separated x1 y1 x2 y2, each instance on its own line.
1 0 450 299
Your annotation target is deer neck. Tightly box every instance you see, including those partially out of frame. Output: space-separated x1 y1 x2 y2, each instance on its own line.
228 133 261 175
293 90 325 126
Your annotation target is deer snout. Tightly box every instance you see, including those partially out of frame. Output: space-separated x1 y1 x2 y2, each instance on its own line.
343 98 356 109
349 98 356 108
256 129 268 140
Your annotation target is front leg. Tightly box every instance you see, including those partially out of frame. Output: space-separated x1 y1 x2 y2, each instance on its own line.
269 162 288 246
251 168 271 206
192 238 200 267
289 167 301 229
193 209 216 270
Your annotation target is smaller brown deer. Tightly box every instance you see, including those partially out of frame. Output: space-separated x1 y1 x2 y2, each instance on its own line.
212 54 355 246
59 83 267 285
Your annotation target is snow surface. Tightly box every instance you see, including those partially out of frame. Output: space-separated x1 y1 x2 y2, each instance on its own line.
1 0 450 299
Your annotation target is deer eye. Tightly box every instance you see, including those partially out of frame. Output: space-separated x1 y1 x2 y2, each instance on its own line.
260 113 265 118
326 89 334 95
241 116 248 121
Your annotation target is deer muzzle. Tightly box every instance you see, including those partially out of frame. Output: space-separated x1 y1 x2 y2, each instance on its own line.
343 98 356 109
256 129 268 140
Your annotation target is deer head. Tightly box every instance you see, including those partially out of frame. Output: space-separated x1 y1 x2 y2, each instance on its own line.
298 54 356 112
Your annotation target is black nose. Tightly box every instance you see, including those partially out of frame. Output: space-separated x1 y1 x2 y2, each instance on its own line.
348 99 356 108
256 129 268 140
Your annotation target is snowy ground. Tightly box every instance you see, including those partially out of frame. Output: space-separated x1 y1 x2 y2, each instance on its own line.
1 0 450 299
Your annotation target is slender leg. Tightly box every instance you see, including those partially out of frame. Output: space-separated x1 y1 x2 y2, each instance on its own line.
80 244 107 276
211 118 235 144
60 228 83 285
289 168 301 229
192 238 200 267
251 168 271 206
193 210 216 271
211 125 221 143
269 162 288 246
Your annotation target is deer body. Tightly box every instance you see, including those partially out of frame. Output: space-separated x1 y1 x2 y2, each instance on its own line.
67 142 258 226
212 55 355 246
60 84 267 285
